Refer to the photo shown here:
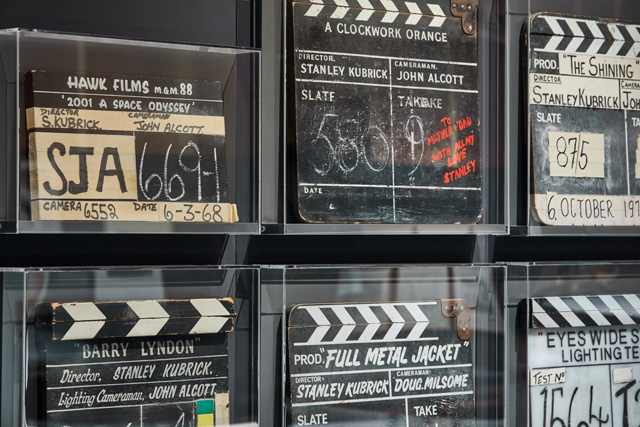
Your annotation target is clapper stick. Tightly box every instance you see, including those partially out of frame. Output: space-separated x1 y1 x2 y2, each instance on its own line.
530 295 640 329
35 298 235 340
301 0 447 28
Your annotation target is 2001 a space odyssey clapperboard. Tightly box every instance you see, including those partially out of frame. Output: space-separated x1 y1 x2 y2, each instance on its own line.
289 0 482 223
287 300 475 426
31 298 235 427
26 71 238 223
528 13 640 226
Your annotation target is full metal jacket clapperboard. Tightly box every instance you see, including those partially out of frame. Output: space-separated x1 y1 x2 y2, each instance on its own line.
26 71 238 223
32 298 235 427
289 0 481 223
287 301 475 426
525 295 640 426
529 14 640 226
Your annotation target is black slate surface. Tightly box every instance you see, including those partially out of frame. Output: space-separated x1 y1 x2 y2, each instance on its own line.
290 0 481 223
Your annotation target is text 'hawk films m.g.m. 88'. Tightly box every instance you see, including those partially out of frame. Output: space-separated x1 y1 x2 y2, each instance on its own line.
289 0 481 223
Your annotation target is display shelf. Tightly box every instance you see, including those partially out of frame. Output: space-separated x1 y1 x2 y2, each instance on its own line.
282 223 508 235
0 29 260 234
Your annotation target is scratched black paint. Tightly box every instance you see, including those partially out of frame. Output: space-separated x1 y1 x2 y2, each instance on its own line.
287 302 475 425
290 0 481 223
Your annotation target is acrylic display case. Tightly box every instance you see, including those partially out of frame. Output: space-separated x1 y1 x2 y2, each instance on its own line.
0 269 26 425
522 0 640 235
259 0 509 235
0 29 260 234
1 267 258 426
507 262 640 426
263 265 505 426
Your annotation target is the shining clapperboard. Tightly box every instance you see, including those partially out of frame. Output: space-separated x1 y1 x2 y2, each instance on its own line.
529 14 640 225
26 71 238 223
34 298 235 427
287 300 475 425
526 294 640 426
290 0 481 223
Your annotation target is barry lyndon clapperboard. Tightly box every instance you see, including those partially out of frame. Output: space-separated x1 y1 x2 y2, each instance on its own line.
528 14 640 226
526 295 640 426
26 71 238 223
289 0 481 223
287 300 475 426
32 298 235 426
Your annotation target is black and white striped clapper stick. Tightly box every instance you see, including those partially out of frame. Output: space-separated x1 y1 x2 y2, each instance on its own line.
38 298 235 340
531 295 640 329
301 0 446 27
534 15 640 58
289 302 434 345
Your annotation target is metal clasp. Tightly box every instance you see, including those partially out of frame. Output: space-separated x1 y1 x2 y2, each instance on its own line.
451 0 477 35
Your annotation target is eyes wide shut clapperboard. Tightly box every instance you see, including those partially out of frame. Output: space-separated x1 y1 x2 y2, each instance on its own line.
287 301 475 426
526 295 640 426
34 298 235 427
290 0 481 223
26 71 239 223
529 14 640 226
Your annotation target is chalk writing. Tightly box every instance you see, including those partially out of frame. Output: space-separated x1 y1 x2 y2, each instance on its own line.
292 0 481 223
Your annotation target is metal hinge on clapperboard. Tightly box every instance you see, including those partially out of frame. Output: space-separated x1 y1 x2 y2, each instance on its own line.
451 0 478 35
441 299 472 340
35 298 236 340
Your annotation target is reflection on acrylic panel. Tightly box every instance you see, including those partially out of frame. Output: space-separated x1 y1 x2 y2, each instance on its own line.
290 0 481 223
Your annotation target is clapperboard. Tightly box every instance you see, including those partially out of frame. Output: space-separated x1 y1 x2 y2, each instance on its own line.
289 0 481 223
525 295 640 426
528 14 640 225
26 71 238 223
287 300 475 426
33 298 235 427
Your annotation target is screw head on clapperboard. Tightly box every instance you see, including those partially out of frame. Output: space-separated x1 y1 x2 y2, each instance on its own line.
451 0 477 35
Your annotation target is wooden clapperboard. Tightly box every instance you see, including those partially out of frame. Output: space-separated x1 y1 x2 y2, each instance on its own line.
34 298 235 427
525 295 640 426
287 301 475 426
289 0 482 223
26 71 238 223
528 14 640 225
